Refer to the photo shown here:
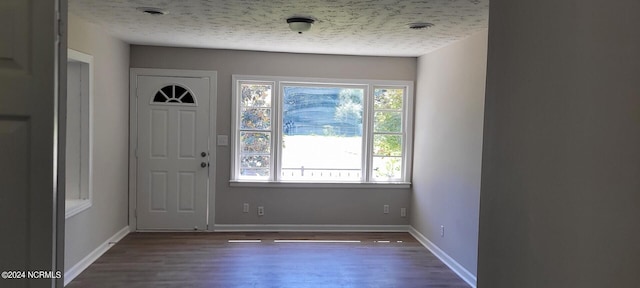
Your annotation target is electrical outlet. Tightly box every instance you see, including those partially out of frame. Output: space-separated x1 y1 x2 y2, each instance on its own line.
383 205 389 214
243 203 249 213
257 206 264 216
401 208 407 217
440 225 445 237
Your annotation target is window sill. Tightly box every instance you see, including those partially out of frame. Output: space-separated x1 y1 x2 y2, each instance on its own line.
65 199 92 219
229 180 411 189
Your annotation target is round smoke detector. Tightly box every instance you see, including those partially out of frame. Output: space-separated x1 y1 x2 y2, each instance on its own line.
408 22 435 30
136 7 169 16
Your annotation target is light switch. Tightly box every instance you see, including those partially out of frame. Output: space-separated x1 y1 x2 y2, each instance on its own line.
217 135 229 146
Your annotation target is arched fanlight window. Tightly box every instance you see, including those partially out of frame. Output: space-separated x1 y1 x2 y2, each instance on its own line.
152 85 196 105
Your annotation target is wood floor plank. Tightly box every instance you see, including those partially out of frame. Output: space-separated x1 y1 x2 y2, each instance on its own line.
67 232 470 288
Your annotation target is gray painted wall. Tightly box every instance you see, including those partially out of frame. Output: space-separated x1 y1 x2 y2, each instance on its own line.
478 0 640 287
131 47 415 226
65 14 130 269
411 30 488 276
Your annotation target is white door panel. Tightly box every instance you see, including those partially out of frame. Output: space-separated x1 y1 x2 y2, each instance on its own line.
0 0 64 286
137 76 209 230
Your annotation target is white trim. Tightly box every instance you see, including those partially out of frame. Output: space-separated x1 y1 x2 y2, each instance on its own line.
128 70 138 231
402 84 414 181
64 199 91 218
64 226 129 286
229 180 410 189
213 224 410 232
232 74 411 87
65 49 94 219
408 226 477 288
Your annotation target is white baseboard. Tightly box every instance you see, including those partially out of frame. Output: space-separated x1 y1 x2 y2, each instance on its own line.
213 224 410 232
408 226 477 288
64 226 130 286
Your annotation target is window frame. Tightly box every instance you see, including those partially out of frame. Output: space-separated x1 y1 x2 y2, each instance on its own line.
66 49 94 218
231 75 413 187
235 80 276 181
370 86 409 182
278 82 369 182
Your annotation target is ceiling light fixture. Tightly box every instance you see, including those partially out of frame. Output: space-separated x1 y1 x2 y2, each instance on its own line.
408 22 435 30
287 17 315 34
137 7 169 16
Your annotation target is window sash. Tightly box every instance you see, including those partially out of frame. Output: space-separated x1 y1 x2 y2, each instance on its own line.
370 86 405 181
278 83 368 182
236 81 275 180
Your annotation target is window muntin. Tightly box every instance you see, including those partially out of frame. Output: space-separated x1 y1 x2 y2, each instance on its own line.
232 76 412 184
152 84 196 105
280 84 365 181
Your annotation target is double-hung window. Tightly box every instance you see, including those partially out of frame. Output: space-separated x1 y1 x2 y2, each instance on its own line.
231 75 413 185
237 81 274 179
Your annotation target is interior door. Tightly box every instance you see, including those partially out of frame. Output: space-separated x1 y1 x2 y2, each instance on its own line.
136 76 210 230
0 0 65 287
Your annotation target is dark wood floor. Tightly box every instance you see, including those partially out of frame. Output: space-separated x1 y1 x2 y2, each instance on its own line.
67 232 469 288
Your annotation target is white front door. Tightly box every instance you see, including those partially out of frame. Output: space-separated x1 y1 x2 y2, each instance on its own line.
136 75 210 230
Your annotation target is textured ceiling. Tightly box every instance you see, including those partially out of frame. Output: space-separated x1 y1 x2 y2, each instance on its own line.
69 0 489 57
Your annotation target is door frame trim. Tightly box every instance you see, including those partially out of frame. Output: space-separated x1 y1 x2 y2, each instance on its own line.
129 68 217 232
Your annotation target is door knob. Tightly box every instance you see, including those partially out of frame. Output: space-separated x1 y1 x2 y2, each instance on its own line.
201 162 209 168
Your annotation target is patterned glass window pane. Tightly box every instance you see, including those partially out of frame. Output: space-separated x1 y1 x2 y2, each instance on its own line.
238 82 273 180
241 84 272 107
373 135 402 156
372 156 402 179
240 155 270 169
374 88 403 110
241 108 271 130
374 111 402 133
240 132 271 153
240 168 270 177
